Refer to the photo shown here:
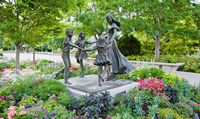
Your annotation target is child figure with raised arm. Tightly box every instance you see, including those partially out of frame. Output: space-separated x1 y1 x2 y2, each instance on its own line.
85 34 112 86
74 32 96 78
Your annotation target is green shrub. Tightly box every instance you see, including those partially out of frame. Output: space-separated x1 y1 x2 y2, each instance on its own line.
181 56 200 73
117 34 141 56
159 55 179 63
127 55 154 61
158 108 183 119
34 59 53 70
18 96 37 107
80 92 113 118
188 86 200 102
69 65 98 78
180 97 200 115
0 49 3 56
20 60 32 69
0 76 68 102
32 79 68 101
129 67 164 81
173 102 195 118
162 73 190 97
0 62 14 70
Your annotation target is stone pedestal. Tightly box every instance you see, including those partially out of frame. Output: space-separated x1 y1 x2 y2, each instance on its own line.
58 74 139 98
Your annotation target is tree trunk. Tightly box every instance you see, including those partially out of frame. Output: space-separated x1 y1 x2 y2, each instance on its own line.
155 34 161 61
33 47 36 64
15 45 20 73
52 47 54 53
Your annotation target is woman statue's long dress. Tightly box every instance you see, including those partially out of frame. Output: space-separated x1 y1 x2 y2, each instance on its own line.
106 14 135 79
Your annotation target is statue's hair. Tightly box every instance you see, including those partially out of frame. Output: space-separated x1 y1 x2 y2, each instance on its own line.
106 13 121 27
78 32 85 38
65 28 73 35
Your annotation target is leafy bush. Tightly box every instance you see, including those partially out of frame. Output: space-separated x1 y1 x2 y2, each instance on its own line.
127 55 154 61
188 86 200 103
0 49 3 56
18 96 37 107
159 55 179 63
0 76 68 102
129 67 165 81
137 78 164 95
117 34 141 56
173 102 195 118
164 86 179 104
20 61 32 69
182 56 200 73
162 73 190 97
31 79 68 101
33 59 53 70
181 97 200 116
0 62 14 70
158 108 183 119
80 91 113 118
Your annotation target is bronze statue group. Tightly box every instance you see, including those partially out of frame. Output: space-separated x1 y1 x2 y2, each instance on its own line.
61 14 135 86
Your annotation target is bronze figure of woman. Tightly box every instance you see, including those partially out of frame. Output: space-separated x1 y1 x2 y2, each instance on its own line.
105 14 135 80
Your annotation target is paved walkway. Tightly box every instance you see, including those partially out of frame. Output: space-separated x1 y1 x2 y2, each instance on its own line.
2 52 200 86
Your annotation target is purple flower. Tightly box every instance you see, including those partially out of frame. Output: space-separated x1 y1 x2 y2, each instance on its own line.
123 99 129 103
11 93 15 97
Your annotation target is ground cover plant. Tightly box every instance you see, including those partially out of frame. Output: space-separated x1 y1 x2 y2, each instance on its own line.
0 59 200 118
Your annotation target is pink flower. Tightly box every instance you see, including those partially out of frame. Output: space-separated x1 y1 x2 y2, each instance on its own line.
20 106 25 109
156 92 162 96
39 80 43 83
33 83 37 87
31 62 36 65
107 115 112 119
8 110 16 119
8 106 17 111
132 94 135 97
71 67 78 71
197 104 200 106
0 96 5 100
0 117 4 119
19 110 26 115
56 92 60 95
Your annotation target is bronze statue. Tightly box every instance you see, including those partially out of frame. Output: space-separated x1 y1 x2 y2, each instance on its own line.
75 32 96 78
61 29 83 84
105 14 135 80
85 34 112 86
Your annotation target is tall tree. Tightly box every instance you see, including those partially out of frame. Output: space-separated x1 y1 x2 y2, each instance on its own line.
131 0 192 60
0 0 70 72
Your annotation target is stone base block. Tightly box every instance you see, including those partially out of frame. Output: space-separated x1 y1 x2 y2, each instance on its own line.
58 74 139 98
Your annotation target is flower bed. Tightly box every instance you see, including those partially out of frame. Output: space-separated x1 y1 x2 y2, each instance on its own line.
0 60 199 118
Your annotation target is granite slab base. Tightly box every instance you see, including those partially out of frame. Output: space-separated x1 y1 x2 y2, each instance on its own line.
58 74 139 98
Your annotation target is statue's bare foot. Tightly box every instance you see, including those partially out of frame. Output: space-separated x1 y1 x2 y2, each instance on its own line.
99 75 104 82
112 78 117 81
106 74 116 81
79 75 84 78
65 80 71 84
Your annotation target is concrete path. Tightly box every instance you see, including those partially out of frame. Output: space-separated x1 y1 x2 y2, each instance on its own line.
172 71 200 86
2 52 200 86
3 52 78 65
